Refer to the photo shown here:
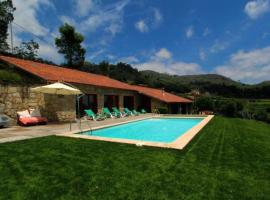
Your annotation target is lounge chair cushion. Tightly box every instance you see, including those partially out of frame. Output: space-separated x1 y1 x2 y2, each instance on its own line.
17 109 48 126
18 117 38 125
33 116 48 124
29 108 42 117
17 110 31 118
18 116 47 126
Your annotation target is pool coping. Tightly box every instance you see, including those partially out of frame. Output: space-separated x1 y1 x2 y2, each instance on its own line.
58 115 214 150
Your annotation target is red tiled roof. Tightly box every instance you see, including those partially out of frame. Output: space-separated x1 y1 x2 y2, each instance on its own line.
131 85 192 103
0 55 133 90
0 55 192 103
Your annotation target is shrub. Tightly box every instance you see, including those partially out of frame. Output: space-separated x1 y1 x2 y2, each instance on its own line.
218 100 237 117
194 96 214 112
0 70 22 83
254 110 268 122
214 99 244 117
157 107 168 114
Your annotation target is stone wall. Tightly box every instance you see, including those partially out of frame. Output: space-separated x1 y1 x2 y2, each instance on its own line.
43 94 76 122
0 85 76 122
1 83 186 123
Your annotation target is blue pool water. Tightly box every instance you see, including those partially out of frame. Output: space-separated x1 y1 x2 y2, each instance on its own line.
82 118 203 143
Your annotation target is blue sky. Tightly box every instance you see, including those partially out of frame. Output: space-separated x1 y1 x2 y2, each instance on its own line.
9 0 270 83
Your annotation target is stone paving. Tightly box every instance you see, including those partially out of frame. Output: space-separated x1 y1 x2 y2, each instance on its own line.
0 114 154 143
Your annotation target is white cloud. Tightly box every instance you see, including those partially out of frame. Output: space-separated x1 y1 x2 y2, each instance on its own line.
203 27 211 37
81 12 121 34
118 56 139 64
262 32 270 38
135 61 202 75
12 0 53 36
199 49 206 61
59 16 76 26
38 42 63 63
56 0 130 48
135 20 149 33
80 0 129 35
134 48 203 75
8 0 64 64
134 8 162 33
185 26 194 39
153 8 163 26
74 0 96 17
106 54 116 60
244 0 270 19
88 49 106 60
215 46 270 83
154 48 172 60
210 40 230 53
106 23 122 35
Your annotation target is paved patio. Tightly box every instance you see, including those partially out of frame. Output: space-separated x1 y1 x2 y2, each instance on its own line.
0 114 154 143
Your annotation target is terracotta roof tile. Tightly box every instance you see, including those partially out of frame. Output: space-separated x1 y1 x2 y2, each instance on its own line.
0 55 133 90
0 55 192 103
131 85 192 103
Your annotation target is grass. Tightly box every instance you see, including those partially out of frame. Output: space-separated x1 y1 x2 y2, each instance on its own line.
0 116 270 199
247 99 270 112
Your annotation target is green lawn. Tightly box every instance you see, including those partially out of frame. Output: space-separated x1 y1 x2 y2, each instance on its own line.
247 99 270 112
0 116 270 199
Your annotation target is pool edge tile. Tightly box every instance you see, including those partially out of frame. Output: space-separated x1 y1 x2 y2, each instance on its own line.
57 115 214 150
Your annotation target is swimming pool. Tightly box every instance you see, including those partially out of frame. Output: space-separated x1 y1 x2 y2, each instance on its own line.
82 118 203 143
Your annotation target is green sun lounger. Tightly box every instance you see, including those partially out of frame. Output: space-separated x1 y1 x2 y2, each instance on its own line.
103 107 120 118
132 109 140 116
84 109 106 121
112 107 126 117
124 108 134 116
141 109 147 114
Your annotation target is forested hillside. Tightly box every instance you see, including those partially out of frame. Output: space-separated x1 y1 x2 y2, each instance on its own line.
81 61 270 98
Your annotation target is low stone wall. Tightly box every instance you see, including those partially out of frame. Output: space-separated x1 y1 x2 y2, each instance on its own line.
0 85 76 122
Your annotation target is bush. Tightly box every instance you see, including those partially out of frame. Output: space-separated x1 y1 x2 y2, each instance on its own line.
254 110 268 122
194 96 214 112
216 99 245 117
0 70 22 83
157 107 168 114
219 100 237 117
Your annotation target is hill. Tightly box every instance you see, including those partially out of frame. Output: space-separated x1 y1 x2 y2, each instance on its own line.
80 62 270 98
141 71 242 86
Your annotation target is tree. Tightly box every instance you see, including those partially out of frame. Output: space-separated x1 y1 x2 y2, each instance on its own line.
194 96 214 112
14 40 39 59
0 0 15 52
55 23 86 68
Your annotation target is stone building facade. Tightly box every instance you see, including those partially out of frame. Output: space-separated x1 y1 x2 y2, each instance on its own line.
0 55 193 123
0 85 76 122
0 83 180 122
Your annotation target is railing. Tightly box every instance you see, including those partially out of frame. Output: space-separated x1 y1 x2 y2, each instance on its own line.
76 118 82 133
69 117 93 135
152 109 161 117
84 117 93 135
